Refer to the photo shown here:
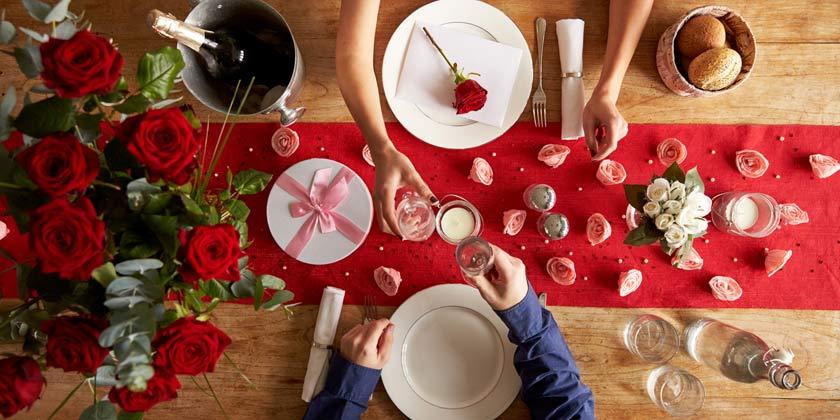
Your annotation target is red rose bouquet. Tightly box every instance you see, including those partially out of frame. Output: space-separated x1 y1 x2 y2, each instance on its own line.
422 27 488 114
0 1 293 418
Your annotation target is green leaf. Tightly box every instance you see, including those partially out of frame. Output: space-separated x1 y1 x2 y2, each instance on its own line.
126 178 162 211
623 184 647 212
80 401 117 420
230 269 255 297
0 18 16 45
141 214 179 255
202 279 232 300
227 199 250 221
624 223 660 246
113 76 128 92
684 167 704 193
184 290 203 313
23 0 70 23
181 107 201 129
115 259 163 276
231 220 248 248
14 96 75 137
13 42 42 78
136 46 185 101
232 169 272 195
119 230 159 259
675 238 695 263
660 238 676 256
252 275 264 309
258 274 285 290
142 192 174 214
18 27 48 42
662 162 685 183
75 112 102 144
0 85 15 141
51 19 75 40
180 193 204 222
92 262 118 287
117 410 144 420
113 94 151 114
95 365 118 387
104 136 138 172
262 290 294 310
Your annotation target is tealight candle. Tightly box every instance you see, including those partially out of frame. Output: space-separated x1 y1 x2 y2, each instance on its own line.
537 212 569 241
732 197 759 230
523 184 556 212
440 207 476 242
711 192 781 238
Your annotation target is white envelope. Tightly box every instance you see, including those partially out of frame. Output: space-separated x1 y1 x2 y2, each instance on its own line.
396 22 523 128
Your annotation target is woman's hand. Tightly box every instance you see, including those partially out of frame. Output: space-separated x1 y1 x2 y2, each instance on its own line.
582 89 628 161
372 145 436 237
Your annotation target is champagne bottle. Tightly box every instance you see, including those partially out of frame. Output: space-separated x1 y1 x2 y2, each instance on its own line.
685 318 801 390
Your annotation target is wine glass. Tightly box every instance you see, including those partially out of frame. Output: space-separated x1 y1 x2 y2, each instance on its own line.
455 236 494 277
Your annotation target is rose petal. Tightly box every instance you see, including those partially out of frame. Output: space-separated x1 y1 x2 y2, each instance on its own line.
809 154 840 179
538 144 571 168
765 249 792 277
672 247 704 270
271 127 300 157
468 157 493 186
618 269 643 297
546 257 576 286
586 213 611 246
596 159 627 186
709 276 742 301
735 149 769 178
0 221 8 241
374 266 402 296
502 209 526 236
362 145 375 166
656 138 688 166
625 204 640 230
779 203 809 226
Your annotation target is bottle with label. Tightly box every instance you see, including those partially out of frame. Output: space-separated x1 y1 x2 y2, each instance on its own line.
685 318 801 390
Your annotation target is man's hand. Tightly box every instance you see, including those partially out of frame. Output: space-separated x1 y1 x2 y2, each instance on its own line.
339 319 395 370
464 244 529 311
372 146 436 237
582 90 628 161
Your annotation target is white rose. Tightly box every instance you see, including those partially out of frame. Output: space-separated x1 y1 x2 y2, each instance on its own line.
643 201 661 218
655 213 675 230
646 178 670 202
669 181 686 201
684 190 712 218
663 200 682 215
664 224 688 248
682 217 709 235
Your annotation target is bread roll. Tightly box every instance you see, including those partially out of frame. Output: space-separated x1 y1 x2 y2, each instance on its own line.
687 47 742 91
677 15 726 58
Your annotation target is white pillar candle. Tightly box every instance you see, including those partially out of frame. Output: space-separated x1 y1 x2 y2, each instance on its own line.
440 207 475 242
732 197 759 230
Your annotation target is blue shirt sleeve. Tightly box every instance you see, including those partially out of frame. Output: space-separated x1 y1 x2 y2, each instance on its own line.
495 286 595 420
303 353 381 420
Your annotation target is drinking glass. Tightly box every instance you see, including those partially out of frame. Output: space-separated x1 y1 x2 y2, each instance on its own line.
623 315 680 364
396 192 436 241
455 236 494 277
711 192 780 238
646 365 705 417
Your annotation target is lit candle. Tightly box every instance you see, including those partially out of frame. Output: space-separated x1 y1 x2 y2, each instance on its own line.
732 197 759 230
440 207 476 242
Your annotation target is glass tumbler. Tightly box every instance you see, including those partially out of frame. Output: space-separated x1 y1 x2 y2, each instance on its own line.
623 315 680 364
396 192 436 241
455 236 494 277
646 365 705 417
711 192 780 238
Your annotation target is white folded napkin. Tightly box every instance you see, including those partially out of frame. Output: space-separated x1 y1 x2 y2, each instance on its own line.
301 286 345 402
555 19 585 140
396 21 523 128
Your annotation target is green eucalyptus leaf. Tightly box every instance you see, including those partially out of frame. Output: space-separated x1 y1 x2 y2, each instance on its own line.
95 365 118 387
104 296 154 310
258 274 285 290
232 169 272 195
114 259 163 276
21 0 50 22
92 262 118 287
13 42 43 78
117 410 144 420
684 167 704 194
18 27 48 42
14 96 75 137
0 19 15 44
227 199 250 220
262 290 294 311
80 401 117 420
52 18 76 39
230 269 255 298
113 94 151 114
136 46 185 101
126 178 161 211
29 84 54 94
623 184 647 212
0 85 15 141
149 96 183 110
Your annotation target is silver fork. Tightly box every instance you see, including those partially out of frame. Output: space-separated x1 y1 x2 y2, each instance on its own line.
363 295 378 324
531 17 547 128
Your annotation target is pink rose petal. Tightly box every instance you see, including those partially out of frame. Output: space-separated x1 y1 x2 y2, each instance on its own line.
586 213 611 246
374 266 402 296
271 127 300 157
362 145 375 166
0 221 8 241
809 154 840 179
618 269 643 297
538 144 571 168
672 247 704 270
709 276 742 301
656 138 687 166
779 203 809 226
735 149 769 178
469 157 493 186
502 209 526 236
596 159 627 185
625 204 640 230
765 249 792 277
546 257 576 286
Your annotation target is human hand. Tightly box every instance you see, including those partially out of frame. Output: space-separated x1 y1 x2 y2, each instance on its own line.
582 89 629 161
464 244 529 311
339 319 395 370
371 145 436 237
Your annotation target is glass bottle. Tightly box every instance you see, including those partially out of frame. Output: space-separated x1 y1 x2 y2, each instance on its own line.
685 318 801 390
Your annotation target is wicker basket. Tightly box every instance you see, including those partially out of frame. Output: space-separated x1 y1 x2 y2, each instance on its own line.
656 5 756 97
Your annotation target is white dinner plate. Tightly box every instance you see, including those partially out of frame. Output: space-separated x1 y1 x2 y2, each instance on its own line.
265 158 372 265
382 284 520 419
382 0 533 149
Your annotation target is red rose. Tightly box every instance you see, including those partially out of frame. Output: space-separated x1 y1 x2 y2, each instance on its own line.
117 108 200 185
0 356 45 418
40 30 124 98
108 369 181 413
178 225 244 284
41 316 109 373
453 79 488 114
16 133 99 197
30 197 105 281
152 317 231 375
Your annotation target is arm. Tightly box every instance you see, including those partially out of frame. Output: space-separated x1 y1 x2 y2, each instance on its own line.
336 0 435 236
304 320 395 420
467 245 594 419
583 0 654 160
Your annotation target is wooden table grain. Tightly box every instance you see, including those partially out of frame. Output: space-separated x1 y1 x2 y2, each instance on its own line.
1 0 839 419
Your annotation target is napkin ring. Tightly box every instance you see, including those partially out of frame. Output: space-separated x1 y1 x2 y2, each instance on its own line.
311 342 334 350
561 72 582 78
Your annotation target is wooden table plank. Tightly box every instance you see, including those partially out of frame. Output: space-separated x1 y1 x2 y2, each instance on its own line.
1 1 838 125
4 304 839 419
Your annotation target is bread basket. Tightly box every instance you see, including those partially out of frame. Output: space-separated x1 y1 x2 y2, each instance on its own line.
656 5 756 97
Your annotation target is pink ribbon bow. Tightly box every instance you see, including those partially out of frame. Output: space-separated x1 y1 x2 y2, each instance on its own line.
276 167 366 259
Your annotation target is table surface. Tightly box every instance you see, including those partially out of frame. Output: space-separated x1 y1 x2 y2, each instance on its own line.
2 0 839 419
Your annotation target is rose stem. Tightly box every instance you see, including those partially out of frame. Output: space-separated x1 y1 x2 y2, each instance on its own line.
422 27 459 76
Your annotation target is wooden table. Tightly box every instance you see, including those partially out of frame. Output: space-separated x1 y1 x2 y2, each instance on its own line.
2 1 839 419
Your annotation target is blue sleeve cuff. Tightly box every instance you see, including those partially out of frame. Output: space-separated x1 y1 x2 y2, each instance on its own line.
495 284 550 344
323 353 381 404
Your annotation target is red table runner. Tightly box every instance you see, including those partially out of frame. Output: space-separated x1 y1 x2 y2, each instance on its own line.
2 122 839 309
